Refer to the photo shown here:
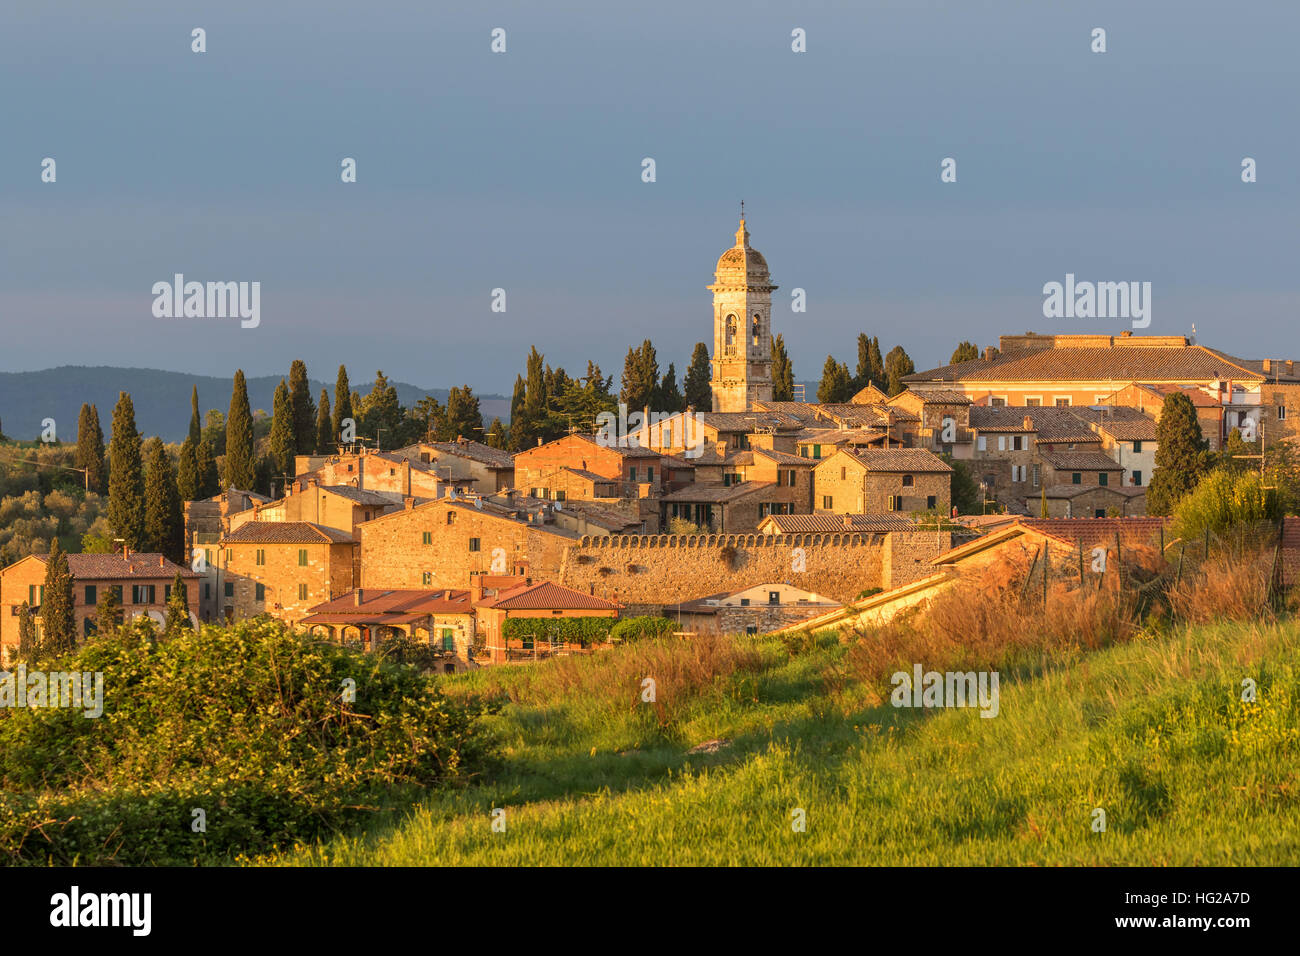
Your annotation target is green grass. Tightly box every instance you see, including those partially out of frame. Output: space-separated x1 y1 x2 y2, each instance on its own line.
267 620 1300 865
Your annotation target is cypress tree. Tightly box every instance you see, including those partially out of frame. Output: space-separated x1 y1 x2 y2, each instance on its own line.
189 386 202 445
867 337 884 388
884 345 915 397
40 540 76 654
950 341 980 365
224 370 256 491
444 385 484 441
333 365 353 443
165 571 192 632
196 438 220 498
107 391 146 549
315 388 332 454
143 437 184 563
659 363 684 412
486 417 507 449
817 356 852 404
17 602 37 662
683 343 712 411
75 403 106 493
288 360 316 455
95 587 123 637
1146 392 1208 516
177 436 200 501
772 335 795 401
269 379 295 481
619 340 659 411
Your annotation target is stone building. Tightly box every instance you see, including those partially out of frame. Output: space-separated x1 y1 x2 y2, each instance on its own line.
300 587 477 669
394 439 515 494
218 521 356 625
475 580 621 664
663 583 841 636
513 433 666 499
709 216 776 412
813 448 953 515
0 551 200 660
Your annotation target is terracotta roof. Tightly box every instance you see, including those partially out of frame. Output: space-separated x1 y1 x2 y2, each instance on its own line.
552 502 641 531
560 467 615 484
318 485 405 506
969 407 1037 432
566 433 663 458
837 448 954 473
1018 517 1169 548
222 521 354 544
425 440 515 468
1038 450 1123 471
896 389 971 405
33 553 201 580
695 411 807 432
906 344 1263 385
757 513 917 533
303 588 475 621
1069 408 1159 441
1038 483 1130 499
476 580 621 611
659 481 776 503
751 447 814 466
749 401 825 424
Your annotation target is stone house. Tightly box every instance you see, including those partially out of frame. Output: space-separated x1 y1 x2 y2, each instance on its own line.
300 587 477 670
813 448 953 515
0 551 200 660
663 583 841 636
514 433 666 499
394 439 515 494
217 521 356 625
474 580 621 664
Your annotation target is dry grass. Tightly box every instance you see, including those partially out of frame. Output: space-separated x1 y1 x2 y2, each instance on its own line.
844 553 1142 693
1166 545 1278 623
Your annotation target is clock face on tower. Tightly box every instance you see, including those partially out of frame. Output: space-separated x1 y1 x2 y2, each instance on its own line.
709 216 776 412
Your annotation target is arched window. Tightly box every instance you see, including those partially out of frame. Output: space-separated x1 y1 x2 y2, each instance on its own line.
725 314 737 353
751 314 761 345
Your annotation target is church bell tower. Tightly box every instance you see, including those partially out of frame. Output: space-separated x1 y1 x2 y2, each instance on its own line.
709 211 776 412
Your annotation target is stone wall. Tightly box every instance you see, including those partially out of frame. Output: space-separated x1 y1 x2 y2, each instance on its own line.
557 530 953 606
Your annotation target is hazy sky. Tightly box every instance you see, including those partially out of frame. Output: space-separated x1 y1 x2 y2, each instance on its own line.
2 0 1296 394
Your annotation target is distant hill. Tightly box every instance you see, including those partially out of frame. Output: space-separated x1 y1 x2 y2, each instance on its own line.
0 367 510 444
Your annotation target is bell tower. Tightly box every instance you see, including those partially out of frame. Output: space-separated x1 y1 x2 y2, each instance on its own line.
709 211 776 412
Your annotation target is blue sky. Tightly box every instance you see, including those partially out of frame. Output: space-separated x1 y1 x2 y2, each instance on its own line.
2 0 1296 393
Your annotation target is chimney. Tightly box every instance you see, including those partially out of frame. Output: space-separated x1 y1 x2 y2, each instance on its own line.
404 497 415 510
354 588 364 606
402 458 412 496
1023 415 1033 430
842 514 854 529
1288 360 1295 375
983 346 996 361
158 554 165 568
1264 359 1272 373
471 580 484 602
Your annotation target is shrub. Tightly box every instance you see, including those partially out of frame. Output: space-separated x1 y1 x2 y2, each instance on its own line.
609 616 677 643
1170 468 1281 544
0 618 495 864
502 616 614 647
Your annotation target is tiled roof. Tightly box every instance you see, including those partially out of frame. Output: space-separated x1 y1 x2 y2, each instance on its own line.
838 448 954 473
36 553 201 580
1069 408 1159 441
659 481 776 503
318 485 404 506
757 513 917 533
749 401 825 424
567 433 663 458
553 502 640 531
1038 483 1129 499
1038 450 1123 470
898 389 971 405
1018 517 1169 548
751 447 813 466
906 344 1263 385
969 407 1037 432
424 440 515 468
222 521 354 544
560 467 614 484
696 411 807 431
303 588 474 619
476 580 621 611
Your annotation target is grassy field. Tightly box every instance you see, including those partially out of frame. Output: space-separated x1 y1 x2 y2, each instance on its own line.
267 612 1300 866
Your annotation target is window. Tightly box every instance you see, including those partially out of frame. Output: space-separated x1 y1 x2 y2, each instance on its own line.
646 467 654 483
255 549 265 566
822 496 833 509
788 470 796 485
990 397 1007 407
777 470 786 487
888 495 902 511
84 585 97 605
997 436 1006 451
1072 472 1082 485
555 490 566 501
927 495 937 509
298 583 308 601
255 583 265 602
977 436 987 451
1132 470 1143 486
422 531 432 545
1012 436 1024 451
1098 472 1108 486
204 583 211 600
112 586 123 604
1054 397 1072 407
441 629 456 651
902 475 913 487
84 617 96 637
629 467 638 482
751 315 761 346
813 445 822 459
446 512 456 525
225 549 232 563
1279 405 1288 421
422 572 432 586
224 582 234 598
1025 397 1042 407
1094 509 1107 518
1132 440 1143 452
298 549 308 566
840 467 846 480
1032 464 1040 487
132 585 155 604
164 584 171 600
469 538 481 552
28 585 43 606
740 598 750 607
768 591 780 605
745 625 758 635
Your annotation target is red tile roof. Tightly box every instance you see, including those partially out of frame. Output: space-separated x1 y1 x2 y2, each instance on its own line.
302 588 474 624
222 521 354 544
476 580 621 611
46 553 201 579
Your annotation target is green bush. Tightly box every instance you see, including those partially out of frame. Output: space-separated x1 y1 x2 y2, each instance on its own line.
502 616 614 647
1170 467 1282 544
608 616 678 643
0 617 495 864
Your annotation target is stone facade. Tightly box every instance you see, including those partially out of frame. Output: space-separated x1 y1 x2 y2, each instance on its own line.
709 218 775 412
813 450 952 515
218 526 356 625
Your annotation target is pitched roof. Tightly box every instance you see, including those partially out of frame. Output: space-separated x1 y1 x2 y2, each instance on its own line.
302 588 475 624
1068 407 1159 441
757 513 917 533
906 344 1263 385
423 440 515 468
1037 450 1124 471
1017 517 1168 548
659 481 777 503
222 521 354 544
560 467 615 484
31 553 201 580
695 411 807 432
749 401 826 424
750 447 814 466
476 580 621 611
318 485 405 506
836 448 954 473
